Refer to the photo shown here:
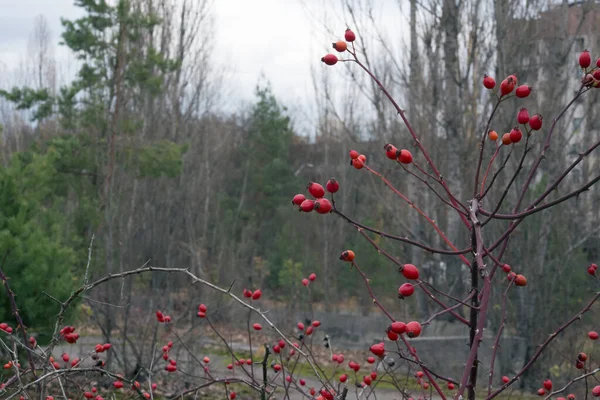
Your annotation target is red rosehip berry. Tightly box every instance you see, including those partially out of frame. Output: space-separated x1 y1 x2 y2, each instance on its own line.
349 149 359 159
515 274 527 287
502 133 512 145
483 75 496 89
590 266 598 275
156 310 165 323
398 283 415 298
300 199 315 212
401 264 420 280
340 250 355 262
592 386 600 397
515 85 532 98
363 375 372 386
387 329 399 341
345 29 356 42
165 364 177 372
306 325 314 335
333 41 347 52
230 392 237 400
390 321 406 334
299 379 306 386
307 182 325 198
489 130 498 141
350 158 363 169
312 320 320 327
243 288 252 298
517 108 530 124
544 380 553 390
292 194 306 206
297 322 305 331
537 388 546 396
203 356 210 363
502 376 510 384
198 304 207 313
502 264 511 273
406 321 422 338
302 278 309 286
398 149 413 164
309 273 316 281
113 381 124 389
326 179 339 193
579 50 591 69
62 353 69 363
509 128 523 143
367 356 375 364
448 382 455 390
529 114 543 130
384 143 399 160
370 372 378 380
578 352 588 361
273 345 280 353
589 331 599 340
340 374 348 383
253 323 262 331
576 360 585 369
322 54 338 66
500 76 517 96
594 70 600 81
252 289 262 300
568 394 576 400
369 343 385 357
314 198 332 214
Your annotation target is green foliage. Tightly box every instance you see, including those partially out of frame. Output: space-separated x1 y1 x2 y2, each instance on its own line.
0 139 89 336
135 140 188 178
0 87 53 121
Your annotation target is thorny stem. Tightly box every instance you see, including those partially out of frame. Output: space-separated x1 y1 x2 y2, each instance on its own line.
543 368 600 400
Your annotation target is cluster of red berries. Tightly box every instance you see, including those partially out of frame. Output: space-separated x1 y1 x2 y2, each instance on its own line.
3 360 20 369
502 264 527 287
579 50 600 88
588 263 598 276
0 322 13 334
348 150 367 169
389 320 423 339
94 343 112 353
197 303 207 318
536 379 553 396
82 387 105 400
243 288 262 300
384 144 413 164
161 340 174 360
59 325 79 343
321 29 356 66
292 181 335 213
301 272 317 286
415 371 431 390
297 319 320 336
155 310 172 323
484 74 544 145
233 357 253 367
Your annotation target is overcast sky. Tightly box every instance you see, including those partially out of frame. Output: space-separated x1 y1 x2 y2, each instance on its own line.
0 0 409 136
0 0 330 109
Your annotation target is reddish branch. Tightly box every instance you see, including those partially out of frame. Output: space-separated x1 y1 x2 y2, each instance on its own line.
363 164 472 267
474 98 503 197
346 50 471 230
487 280 514 395
333 208 472 256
